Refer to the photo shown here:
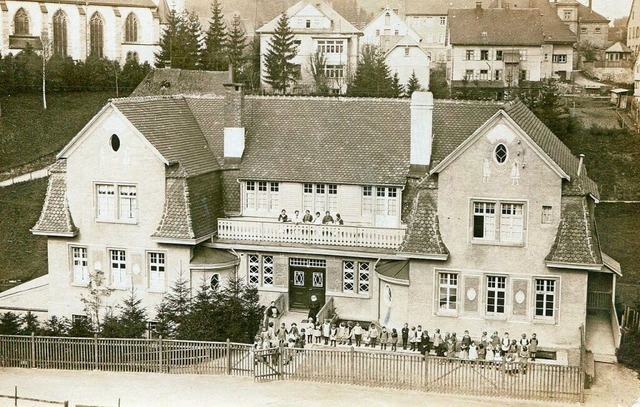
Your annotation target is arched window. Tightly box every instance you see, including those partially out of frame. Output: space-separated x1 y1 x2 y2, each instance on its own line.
14 8 29 35
126 51 139 63
125 13 138 43
53 10 68 56
90 12 104 58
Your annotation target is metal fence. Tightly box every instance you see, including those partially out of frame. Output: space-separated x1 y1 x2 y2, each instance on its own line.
0 335 583 403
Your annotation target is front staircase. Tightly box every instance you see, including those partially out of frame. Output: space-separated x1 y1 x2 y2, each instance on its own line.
585 313 618 363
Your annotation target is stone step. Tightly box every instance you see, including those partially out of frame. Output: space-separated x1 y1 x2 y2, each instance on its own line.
593 352 618 364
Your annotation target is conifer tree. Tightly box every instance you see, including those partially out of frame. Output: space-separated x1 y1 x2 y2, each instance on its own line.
392 72 404 97
406 70 422 97
201 0 228 71
227 14 247 81
263 12 298 93
20 311 39 335
40 316 70 336
118 288 148 338
178 279 218 340
155 10 202 69
154 272 191 338
348 44 395 97
0 312 22 335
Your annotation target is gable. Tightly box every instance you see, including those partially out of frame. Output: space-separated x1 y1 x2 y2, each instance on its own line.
431 111 568 180
295 4 325 18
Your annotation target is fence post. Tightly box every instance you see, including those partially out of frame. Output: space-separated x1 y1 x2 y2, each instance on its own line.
14 386 17 407
93 334 99 370
30 332 35 368
226 338 231 375
350 346 355 383
277 341 284 380
158 336 163 373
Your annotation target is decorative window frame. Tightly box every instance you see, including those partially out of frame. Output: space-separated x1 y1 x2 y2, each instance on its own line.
341 260 370 296
247 254 275 288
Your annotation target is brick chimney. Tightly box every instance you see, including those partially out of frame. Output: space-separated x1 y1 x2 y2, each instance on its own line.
409 91 434 175
223 82 245 165
476 1 482 11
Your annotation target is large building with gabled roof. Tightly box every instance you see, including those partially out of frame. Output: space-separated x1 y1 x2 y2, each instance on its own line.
4 68 620 364
0 0 168 64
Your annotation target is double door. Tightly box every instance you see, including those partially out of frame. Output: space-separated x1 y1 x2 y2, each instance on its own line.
289 266 325 309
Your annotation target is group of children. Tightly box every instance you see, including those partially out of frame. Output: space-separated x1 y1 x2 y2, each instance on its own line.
255 318 540 373
278 209 344 225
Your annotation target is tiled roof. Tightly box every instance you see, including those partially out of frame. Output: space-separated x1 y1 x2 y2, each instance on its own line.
400 182 449 256
501 100 599 198
431 100 501 165
530 0 577 44
190 246 239 267
606 41 633 54
152 171 222 241
546 196 602 265
448 8 545 46
577 3 609 23
406 0 492 16
112 96 219 177
376 260 409 281
186 97 226 167
153 176 194 240
256 0 361 34
31 160 78 236
131 69 230 98
238 96 411 186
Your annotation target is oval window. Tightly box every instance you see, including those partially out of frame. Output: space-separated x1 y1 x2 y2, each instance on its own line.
110 134 121 152
494 143 508 164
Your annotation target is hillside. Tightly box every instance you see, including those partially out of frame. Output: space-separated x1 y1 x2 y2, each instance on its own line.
0 92 115 174
0 178 48 282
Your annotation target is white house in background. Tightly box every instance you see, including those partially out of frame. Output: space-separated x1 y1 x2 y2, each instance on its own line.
256 0 362 94
384 36 430 91
361 6 429 91
0 0 166 65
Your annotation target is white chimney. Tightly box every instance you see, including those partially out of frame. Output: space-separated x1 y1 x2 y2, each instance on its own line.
410 91 434 174
223 83 245 165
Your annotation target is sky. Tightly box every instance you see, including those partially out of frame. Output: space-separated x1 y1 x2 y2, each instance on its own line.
576 0 631 21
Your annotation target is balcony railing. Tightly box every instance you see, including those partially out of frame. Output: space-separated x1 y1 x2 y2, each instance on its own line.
587 291 611 311
217 219 406 250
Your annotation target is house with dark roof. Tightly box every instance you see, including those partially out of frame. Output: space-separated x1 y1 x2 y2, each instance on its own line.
447 1 576 97
255 0 361 95
15 70 621 363
549 0 609 49
0 0 167 64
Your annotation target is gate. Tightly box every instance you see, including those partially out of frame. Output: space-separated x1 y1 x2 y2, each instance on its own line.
254 347 282 382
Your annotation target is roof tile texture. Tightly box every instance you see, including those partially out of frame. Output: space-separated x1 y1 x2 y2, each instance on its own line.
32 160 77 236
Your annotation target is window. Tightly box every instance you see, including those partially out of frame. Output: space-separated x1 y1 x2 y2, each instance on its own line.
362 186 373 215
542 206 553 224
375 186 398 216
148 252 165 290
110 250 126 286
72 247 89 284
292 64 302 79
90 13 104 58
324 65 344 78
473 200 524 243
210 273 220 291
394 29 399 36
479 69 489 80
438 272 458 311
53 10 67 56
465 50 474 60
494 70 502 80
439 33 445 44
494 143 508 164
580 26 587 34
552 54 567 63
72 314 90 326
245 181 279 212
126 51 139 63
426 16 434 25
486 276 506 314
96 183 137 222
342 261 370 294
563 9 572 20
125 13 138 43
306 19 311 28
519 50 527 61
440 16 446 25
404 47 410 57
535 279 556 318
495 50 503 61
594 27 601 34
480 50 489 60
464 69 474 80
384 13 390 25
316 40 344 54
519 70 528 81
248 254 274 287
375 29 380 36
303 183 337 214
14 8 29 35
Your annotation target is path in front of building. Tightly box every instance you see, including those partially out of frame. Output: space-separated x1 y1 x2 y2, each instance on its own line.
1 363 639 407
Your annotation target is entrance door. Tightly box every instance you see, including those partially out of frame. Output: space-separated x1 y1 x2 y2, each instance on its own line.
288 266 325 309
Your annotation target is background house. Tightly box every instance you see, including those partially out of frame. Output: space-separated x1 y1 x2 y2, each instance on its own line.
256 0 361 94
0 0 167 64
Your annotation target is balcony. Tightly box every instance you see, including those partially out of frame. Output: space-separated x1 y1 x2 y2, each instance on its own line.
217 219 406 250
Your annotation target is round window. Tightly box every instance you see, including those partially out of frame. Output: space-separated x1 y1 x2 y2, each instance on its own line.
494 143 508 164
110 134 121 152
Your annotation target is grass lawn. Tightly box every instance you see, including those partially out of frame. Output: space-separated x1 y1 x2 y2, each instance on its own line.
0 91 116 172
0 178 48 282
596 203 640 307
